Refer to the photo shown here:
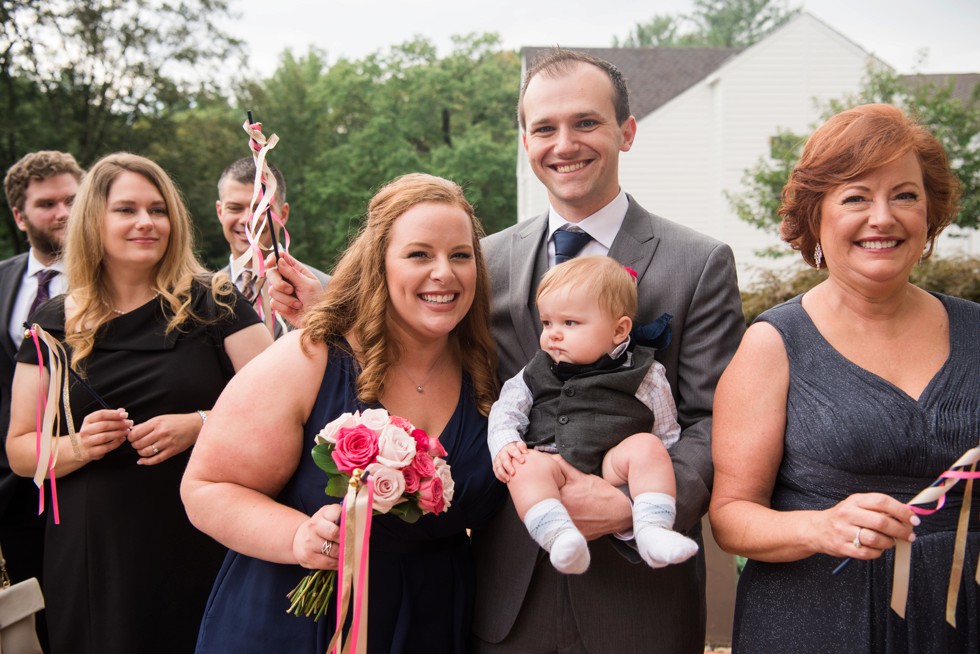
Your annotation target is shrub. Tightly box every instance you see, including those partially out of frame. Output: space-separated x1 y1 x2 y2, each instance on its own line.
740 256 980 324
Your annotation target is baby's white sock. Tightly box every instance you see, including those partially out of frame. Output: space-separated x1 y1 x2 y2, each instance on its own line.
524 498 590 574
632 492 698 569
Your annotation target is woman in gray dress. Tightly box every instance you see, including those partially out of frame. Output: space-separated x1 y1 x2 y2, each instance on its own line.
709 104 979 652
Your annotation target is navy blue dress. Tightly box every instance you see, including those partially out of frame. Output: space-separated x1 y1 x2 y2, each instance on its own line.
733 294 980 654
196 343 505 653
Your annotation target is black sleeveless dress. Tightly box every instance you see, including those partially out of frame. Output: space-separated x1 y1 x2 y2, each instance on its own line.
733 294 980 653
195 343 505 653
17 284 260 654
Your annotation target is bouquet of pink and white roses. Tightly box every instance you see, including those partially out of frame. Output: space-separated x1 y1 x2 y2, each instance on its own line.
287 408 454 619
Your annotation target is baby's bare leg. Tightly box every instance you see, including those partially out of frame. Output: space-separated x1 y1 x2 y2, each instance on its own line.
601 433 698 569
510 450 590 574
509 449 566 518
601 433 676 498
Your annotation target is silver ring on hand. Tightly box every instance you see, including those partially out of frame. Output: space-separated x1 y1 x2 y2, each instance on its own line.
321 540 333 556
853 527 863 548
152 444 159 455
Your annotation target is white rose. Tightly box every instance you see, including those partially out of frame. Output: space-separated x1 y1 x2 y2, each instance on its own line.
434 458 454 509
316 412 359 444
360 408 390 434
367 463 406 513
375 424 416 470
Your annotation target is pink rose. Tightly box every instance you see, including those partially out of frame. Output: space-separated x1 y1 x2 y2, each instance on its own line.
359 408 390 434
366 463 406 513
390 415 414 432
417 476 445 515
332 424 379 473
427 436 447 458
376 423 416 470
402 466 420 494
410 449 436 479
434 458 454 509
316 412 358 445
411 429 429 453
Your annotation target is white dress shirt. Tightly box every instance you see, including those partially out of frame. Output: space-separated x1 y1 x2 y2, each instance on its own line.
10 250 67 348
546 190 628 267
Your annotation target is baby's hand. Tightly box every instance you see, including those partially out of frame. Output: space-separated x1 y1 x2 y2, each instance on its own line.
493 441 528 483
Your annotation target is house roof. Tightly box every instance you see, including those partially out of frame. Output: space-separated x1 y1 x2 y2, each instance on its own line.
521 46 743 120
901 73 980 105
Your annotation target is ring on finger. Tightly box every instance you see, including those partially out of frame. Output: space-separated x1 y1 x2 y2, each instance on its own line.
321 540 333 556
152 444 159 455
853 527 863 548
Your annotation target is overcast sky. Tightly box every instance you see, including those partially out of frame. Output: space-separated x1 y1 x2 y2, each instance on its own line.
230 0 980 78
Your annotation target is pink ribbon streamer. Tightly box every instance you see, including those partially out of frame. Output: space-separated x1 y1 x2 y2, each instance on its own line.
329 473 375 654
890 443 980 626
28 326 61 524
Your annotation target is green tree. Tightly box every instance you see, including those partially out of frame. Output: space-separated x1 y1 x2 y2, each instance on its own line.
266 34 520 270
616 0 799 48
613 15 681 48
728 64 980 254
0 0 241 255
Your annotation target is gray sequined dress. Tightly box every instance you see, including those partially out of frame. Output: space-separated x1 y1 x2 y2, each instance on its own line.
733 294 980 654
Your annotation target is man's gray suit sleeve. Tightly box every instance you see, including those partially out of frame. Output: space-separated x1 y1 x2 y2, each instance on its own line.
669 241 744 533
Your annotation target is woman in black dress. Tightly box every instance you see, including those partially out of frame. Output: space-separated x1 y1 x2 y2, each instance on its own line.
6 153 273 654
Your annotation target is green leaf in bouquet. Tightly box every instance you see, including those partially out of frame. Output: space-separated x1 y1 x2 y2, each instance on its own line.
325 473 349 498
387 501 422 523
312 442 340 475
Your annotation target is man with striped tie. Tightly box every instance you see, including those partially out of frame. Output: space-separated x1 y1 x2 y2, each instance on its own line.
1 150 84 651
473 49 745 653
215 158 329 338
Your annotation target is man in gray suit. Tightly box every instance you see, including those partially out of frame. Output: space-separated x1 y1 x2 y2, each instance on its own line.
1 150 84 651
216 158 329 337
471 49 745 653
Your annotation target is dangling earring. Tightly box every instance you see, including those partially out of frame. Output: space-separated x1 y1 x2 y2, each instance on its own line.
814 243 823 270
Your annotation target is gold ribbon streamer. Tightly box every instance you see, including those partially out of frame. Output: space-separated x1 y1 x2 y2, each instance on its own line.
890 443 980 626
945 464 974 626
324 470 371 654
28 325 81 490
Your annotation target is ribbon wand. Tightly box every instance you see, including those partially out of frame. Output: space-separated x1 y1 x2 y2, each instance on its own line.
239 112 291 334
245 111 281 262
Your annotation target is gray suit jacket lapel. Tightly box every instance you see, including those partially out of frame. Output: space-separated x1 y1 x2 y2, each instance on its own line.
507 217 548 367
0 254 29 359
607 195 660 279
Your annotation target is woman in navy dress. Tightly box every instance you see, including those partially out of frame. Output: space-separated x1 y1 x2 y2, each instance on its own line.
182 173 505 653
709 105 979 652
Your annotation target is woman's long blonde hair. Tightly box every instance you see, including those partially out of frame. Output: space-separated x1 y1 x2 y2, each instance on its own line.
64 153 234 370
303 173 498 415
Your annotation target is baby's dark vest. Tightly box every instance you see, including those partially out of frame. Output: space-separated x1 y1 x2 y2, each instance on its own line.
522 347 657 474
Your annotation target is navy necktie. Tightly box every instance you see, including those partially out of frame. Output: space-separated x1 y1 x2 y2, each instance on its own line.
28 269 58 319
552 228 592 265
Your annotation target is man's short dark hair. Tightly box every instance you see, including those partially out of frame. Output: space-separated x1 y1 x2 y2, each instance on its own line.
517 48 632 130
217 157 287 207
4 151 85 212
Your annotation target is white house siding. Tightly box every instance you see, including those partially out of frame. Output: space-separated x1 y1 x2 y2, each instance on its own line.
515 14 980 287
627 14 874 285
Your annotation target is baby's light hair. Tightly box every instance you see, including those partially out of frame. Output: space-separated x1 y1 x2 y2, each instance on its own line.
536 255 637 320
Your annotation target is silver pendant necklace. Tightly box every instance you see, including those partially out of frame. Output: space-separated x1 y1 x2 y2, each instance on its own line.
399 351 446 394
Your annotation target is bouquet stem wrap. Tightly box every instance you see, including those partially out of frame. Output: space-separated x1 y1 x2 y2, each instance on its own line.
890 441 980 626
325 470 374 654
